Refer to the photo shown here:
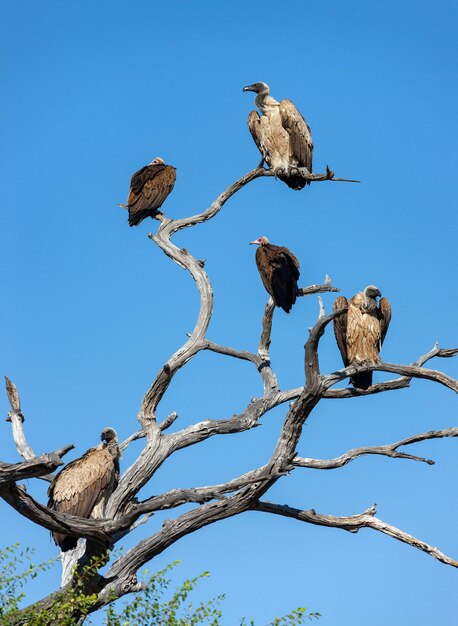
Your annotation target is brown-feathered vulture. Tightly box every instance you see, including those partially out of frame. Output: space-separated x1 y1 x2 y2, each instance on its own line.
333 286 392 390
243 82 313 190
47 428 120 552
124 157 176 226
250 236 300 313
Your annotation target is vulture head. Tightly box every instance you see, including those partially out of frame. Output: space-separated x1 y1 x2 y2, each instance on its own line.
249 236 270 246
243 82 270 95
364 285 382 299
149 157 165 166
101 427 117 443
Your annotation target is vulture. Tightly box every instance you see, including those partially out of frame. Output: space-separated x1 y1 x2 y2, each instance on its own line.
333 286 392 390
250 236 300 313
243 82 313 190
47 428 120 552
123 157 176 226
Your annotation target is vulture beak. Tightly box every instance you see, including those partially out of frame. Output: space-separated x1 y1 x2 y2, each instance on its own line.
249 239 259 245
243 84 256 92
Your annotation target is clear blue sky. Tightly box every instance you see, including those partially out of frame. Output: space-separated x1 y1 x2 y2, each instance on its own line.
1 1 457 624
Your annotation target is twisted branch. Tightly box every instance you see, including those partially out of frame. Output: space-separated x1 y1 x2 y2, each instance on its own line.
254 501 458 568
3 158 457 622
0 446 74 484
324 344 458 398
293 427 458 469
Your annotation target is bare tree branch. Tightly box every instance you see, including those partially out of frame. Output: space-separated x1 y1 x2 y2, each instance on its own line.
298 275 339 297
5 376 35 461
4 377 74 484
325 361 458 394
0 446 74 484
324 344 458 398
293 427 458 469
254 501 458 568
305 307 345 386
0 483 112 546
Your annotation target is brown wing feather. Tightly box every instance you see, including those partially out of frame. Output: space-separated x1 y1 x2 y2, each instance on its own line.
378 297 391 346
247 110 261 147
279 99 313 172
47 445 116 550
255 247 275 298
127 165 176 226
333 296 349 366
247 110 270 162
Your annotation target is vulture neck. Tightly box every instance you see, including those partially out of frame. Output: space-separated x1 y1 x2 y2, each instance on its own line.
105 439 120 460
256 91 279 114
362 294 377 312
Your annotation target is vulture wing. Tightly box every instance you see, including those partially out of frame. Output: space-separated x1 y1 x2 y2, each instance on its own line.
279 99 313 173
47 445 117 551
128 164 176 226
333 296 349 366
247 110 262 148
378 297 392 347
247 109 271 163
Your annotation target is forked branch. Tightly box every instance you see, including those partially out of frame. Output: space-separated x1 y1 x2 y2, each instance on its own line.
2 158 457 623
293 427 458 469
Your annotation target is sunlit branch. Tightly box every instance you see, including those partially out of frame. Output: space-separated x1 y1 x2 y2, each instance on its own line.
293 427 458 469
254 501 458 568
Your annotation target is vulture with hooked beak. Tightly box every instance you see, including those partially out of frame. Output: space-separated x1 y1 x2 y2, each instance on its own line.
122 157 176 226
333 286 392 390
47 428 121 551
250 236 300 313
243 82 313 190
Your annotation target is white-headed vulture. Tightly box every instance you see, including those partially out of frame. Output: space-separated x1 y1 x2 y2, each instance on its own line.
333 286 391 390
243 82 313 190
47 428 120 551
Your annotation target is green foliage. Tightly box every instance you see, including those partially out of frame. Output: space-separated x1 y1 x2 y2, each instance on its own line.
240 606 321 625
0 545 319 625
0 543 54 619
100 562 225 626
0 545 98 626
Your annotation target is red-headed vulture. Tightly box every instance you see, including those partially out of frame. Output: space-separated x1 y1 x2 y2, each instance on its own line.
250 236 300 313
124 157 176 226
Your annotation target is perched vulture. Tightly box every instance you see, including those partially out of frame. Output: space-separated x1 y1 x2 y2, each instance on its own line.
47 428 120 551
250 236 300 313
123 157 176 226
333 286 392 390
243 82 313 190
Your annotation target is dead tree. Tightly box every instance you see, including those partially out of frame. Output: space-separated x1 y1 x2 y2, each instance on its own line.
1 164 457 622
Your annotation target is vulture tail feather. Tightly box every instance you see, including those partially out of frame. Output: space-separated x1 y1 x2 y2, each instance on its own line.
56 535 78 552
128 209 158 227
350 372 372 390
